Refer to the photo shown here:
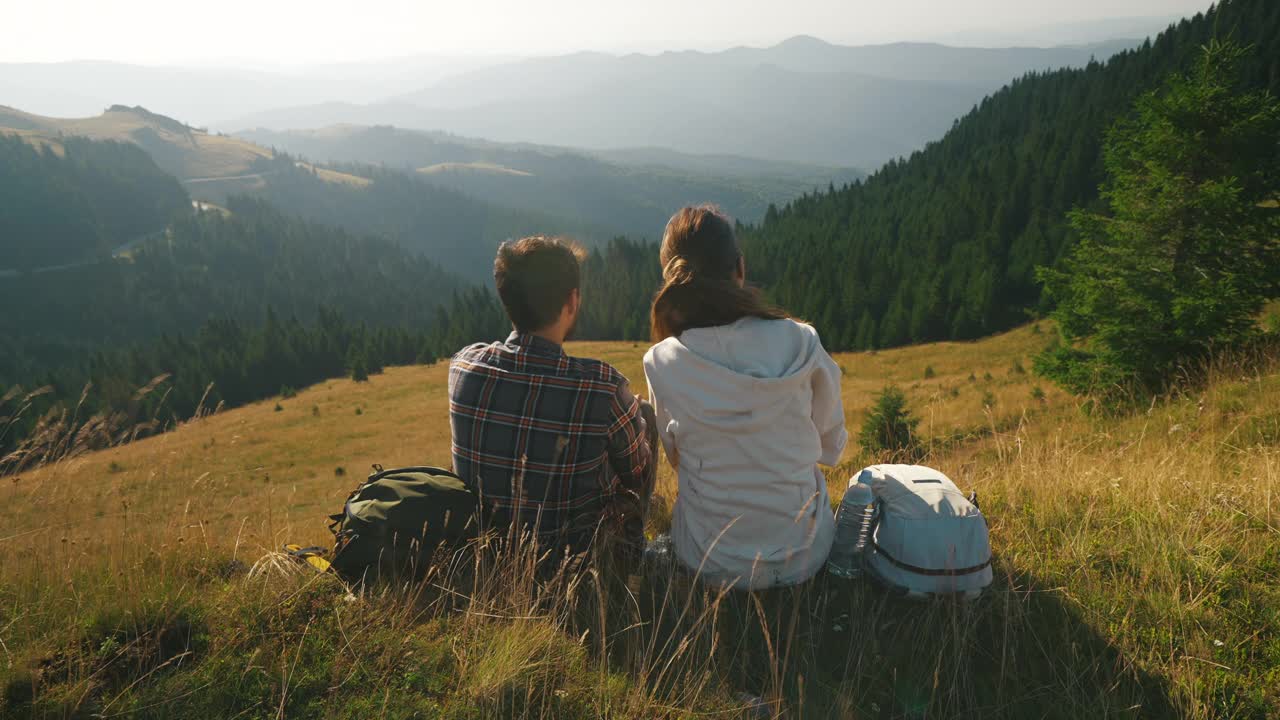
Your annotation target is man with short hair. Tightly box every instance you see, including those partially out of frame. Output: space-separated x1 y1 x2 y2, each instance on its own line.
449 236 656 567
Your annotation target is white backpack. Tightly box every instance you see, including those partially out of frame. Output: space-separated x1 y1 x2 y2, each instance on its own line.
859 464 993 599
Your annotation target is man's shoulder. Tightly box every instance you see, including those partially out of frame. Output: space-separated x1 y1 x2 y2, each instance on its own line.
567 354 628 389
452 341 498 363
451 341 626 389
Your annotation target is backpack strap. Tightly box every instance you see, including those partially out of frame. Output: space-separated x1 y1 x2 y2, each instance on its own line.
871 542 992 577
367 465 462 482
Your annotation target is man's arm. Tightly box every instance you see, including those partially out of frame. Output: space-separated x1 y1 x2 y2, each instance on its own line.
605 381 655 499
603 381 656 558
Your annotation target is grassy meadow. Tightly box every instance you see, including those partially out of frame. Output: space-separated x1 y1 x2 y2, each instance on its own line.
0 105 271 180
2 325 1277 718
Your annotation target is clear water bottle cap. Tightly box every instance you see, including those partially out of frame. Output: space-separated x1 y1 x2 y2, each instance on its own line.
848 468 874 489
843 481 874 506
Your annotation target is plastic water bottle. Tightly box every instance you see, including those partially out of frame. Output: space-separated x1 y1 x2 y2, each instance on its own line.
643 533 674 571
827 481 876 579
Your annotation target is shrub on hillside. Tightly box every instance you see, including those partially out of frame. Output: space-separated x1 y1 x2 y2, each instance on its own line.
1265 310 1280 336
1038 41 1280 401
859 385 921 457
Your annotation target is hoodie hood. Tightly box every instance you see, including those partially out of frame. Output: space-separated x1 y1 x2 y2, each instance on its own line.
644 317 826 434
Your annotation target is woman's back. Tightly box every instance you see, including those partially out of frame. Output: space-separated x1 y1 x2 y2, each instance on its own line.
644 316 847 589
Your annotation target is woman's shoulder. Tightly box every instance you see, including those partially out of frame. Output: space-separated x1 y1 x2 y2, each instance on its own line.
740 316 821 343
643 337 683 368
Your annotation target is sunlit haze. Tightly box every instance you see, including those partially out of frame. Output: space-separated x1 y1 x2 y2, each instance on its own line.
4 0 1213 65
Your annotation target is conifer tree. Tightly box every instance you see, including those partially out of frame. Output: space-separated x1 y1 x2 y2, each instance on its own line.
859 385 920 456
1037 40 1280 398
348 347 370 383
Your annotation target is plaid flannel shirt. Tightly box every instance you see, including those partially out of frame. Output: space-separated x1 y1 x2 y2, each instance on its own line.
449 332 652 551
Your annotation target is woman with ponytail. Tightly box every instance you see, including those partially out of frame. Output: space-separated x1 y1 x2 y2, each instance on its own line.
643 205 847 590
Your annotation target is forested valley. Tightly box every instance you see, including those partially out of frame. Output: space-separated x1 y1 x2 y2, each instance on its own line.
232 153 613 283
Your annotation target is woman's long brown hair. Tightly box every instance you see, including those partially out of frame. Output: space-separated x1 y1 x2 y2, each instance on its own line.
650 205 788 342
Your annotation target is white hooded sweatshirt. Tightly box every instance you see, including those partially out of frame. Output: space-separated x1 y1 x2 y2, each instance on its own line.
643 316 847 590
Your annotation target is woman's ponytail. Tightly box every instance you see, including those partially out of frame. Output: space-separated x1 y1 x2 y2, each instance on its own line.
650 206 788 342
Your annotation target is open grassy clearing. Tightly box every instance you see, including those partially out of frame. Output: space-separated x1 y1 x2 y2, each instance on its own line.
294 162 373 187
417 162 535 177
0 105 284 183
2 326 1277 718
0 105 270 180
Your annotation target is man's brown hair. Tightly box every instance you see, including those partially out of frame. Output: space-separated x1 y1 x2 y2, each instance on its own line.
494 236 586 333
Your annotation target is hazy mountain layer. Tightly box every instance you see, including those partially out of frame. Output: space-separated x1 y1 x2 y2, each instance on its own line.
225 37 1141 168
0 55 508 127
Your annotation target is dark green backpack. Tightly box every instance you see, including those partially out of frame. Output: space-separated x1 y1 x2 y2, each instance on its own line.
328 465 478 582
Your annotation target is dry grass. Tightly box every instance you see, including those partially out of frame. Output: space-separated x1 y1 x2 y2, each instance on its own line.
2 326 1277 718
294 161 372 187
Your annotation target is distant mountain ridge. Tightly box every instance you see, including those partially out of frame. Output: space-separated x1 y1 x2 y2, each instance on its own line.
935 13 1188 47
225 36 1145 168
0 55 508 126
401 35 1139 104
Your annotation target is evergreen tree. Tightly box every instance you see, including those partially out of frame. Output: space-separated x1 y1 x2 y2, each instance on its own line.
1037 40 1280 398
348 347 370 383
859 385 921 456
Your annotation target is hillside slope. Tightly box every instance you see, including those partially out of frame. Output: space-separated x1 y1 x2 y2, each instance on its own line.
0 133 189 269
0 105 371 201
0 104 268 180
0 198 465 372
741 0 1280 350
0 105 619 280
3 327 1277 717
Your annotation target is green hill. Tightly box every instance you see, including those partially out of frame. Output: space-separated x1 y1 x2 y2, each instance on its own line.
0 104 273 182
0 197 465 367
740 0 1280 350
239 154 614 283
0 106 622 282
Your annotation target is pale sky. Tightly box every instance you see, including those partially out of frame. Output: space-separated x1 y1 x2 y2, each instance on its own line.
2 0 1214 65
